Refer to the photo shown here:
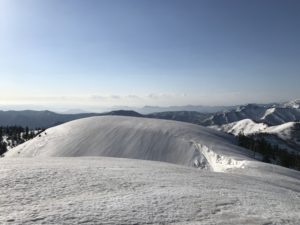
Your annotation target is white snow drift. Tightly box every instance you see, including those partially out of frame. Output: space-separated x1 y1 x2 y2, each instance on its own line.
6 116 256 173
0 157 300 225
2 116 300 224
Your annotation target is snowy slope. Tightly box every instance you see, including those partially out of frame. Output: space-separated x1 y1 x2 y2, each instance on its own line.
210 119 268 136
265 122 300 151
202 103 300 126
0 157 300 225
210 120 300 152
210 119 299 142
282 99 300 109
210 119 298 136
266 122 296 139
6 116 256 173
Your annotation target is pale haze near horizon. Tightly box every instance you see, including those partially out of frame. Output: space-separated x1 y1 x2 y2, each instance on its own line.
0 0 299 111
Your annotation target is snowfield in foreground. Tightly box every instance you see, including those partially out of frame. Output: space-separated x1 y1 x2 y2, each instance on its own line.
1 157 300 225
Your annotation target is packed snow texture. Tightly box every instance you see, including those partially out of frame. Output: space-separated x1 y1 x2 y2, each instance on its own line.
1 157 300 225
6 116 256 173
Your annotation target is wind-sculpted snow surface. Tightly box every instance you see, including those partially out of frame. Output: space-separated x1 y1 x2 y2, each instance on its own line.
0 157 300 225
2 117 300 224
6 116 254 172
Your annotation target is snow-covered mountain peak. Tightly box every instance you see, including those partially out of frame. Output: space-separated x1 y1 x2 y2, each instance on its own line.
203 102 300 126
261 107 276 120
210 119 268 136
283 99 300 109
5 116 257 173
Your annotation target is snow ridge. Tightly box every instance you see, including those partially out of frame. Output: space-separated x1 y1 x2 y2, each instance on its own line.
203 103 300 126
6 116 253 173
194 143 247 172
210 119 298 138
210 119 268 136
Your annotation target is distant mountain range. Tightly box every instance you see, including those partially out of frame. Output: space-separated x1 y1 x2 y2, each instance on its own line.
0 110 143 129
149 100 300 153
200 100 300 153
210 119 300 153
135 105 236 114
0 100 299 128
202 101 300 126
148 111 211 124
0 100 299 152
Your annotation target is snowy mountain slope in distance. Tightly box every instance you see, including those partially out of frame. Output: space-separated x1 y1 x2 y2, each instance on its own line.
6 116 257 173
210 119 268 136
202 103 300 126
282 99 300 109
1 157 300 225
265 122 298 139
265 122 300 151
210 119 299 140
210 119 300 152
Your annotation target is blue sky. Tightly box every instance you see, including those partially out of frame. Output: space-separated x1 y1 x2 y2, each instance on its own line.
0 0 299 110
